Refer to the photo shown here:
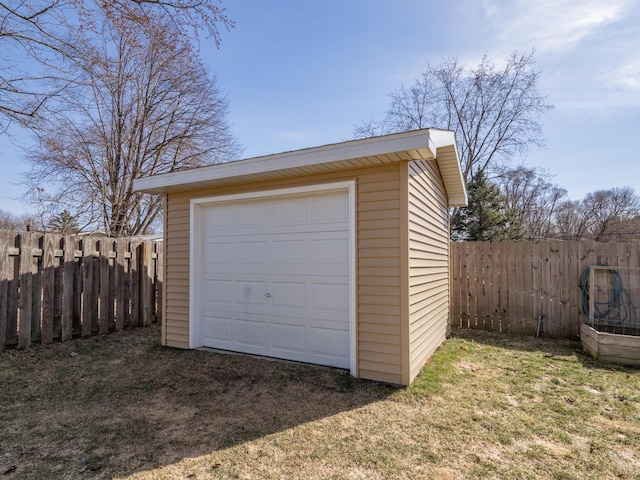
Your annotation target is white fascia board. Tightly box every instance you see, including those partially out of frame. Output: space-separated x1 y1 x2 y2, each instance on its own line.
429 130 468 207
133 129 435 193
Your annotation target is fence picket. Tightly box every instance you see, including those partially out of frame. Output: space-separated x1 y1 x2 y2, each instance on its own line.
467 242 478 328
130 239 141 328
31 234 43 344
6 233 640 348
490 242 500 331
0 231 163 350
18 233 33 349
510 242 520 332
41 234 57 344
498 241 508 332
99 239 110 334
459 242 469 328
81 238 94 337
115 238 128 330
449 242 459 330
0 231 13 352
539 241 551 335
558 241 571 338
62 236 75 341
475 242 487 330
450 239 640 338
73 237 83 336
523 241 533 334
155 241 164 325
531 241 541 332
141 241 153 327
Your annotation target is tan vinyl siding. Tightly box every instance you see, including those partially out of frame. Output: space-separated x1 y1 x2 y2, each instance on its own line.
407 158 451 382
356 165 403 384
164 192 191 348
162 164 403 384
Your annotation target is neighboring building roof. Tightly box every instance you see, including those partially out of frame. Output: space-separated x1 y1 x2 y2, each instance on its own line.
133 129 468 207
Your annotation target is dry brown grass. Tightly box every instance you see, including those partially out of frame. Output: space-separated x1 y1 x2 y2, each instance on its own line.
1 325 638 479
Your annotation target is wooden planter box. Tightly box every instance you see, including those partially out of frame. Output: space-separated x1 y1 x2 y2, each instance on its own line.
580 323 640 367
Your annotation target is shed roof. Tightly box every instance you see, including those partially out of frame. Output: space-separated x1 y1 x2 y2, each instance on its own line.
133 128 468 207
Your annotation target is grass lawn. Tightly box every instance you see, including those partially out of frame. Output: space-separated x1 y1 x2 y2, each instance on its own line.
0 325 638 479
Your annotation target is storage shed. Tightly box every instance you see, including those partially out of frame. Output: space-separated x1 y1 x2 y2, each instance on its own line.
134 128 467 385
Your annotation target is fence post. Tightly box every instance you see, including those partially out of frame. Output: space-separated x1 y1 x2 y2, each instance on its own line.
0 231 12 352
18 232 33 349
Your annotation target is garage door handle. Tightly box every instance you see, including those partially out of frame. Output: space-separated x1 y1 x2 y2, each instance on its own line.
264 292 271 298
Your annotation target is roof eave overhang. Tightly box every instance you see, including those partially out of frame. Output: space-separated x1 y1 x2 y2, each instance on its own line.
134 128 468 208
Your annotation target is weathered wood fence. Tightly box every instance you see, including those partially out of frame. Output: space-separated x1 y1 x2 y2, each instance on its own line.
450 240 640 339
0 231 163 351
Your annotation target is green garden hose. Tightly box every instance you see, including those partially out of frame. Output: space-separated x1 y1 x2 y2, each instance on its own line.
579 267 637 327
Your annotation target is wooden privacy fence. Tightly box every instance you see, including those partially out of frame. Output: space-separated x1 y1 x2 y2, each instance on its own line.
450 240 640 339
0 231 163 351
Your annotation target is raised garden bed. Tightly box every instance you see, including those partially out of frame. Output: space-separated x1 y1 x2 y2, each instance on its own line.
580 322 640 367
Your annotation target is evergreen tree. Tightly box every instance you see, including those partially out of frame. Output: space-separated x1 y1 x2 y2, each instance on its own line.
47 209 80 234
451 171 523 241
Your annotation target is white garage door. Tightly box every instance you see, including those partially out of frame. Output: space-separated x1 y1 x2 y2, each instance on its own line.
198 188 351 369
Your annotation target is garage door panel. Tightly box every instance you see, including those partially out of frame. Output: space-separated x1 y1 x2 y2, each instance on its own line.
310 283 349 312
309 328 350 359
271 241 307 265
204 279 349 319
204 280 233 303
235 202 269 229
270 199 307 226
199 189 351 369
271 323 306 352
205 265 347 277
202 316 232 343
269 282 307 309
236 319 267 347
235 242 268 265
235 281 268 305
311 195 349 224
311 238 349 266
205 230 348 242
203 206 233 229
204 243 233 266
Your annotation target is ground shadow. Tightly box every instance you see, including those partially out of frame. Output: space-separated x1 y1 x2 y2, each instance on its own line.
0 325 397 478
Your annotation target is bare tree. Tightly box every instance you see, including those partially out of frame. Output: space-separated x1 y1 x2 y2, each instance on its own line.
0 0 233 130
581 188 640 241
25 15 240 236
354 51 553 184
1 1 70 129
553 200 584 240
552 188 640 241
0 208 37 230
494 166 566 239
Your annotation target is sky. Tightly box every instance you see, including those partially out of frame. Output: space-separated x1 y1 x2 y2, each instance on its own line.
1 0 639 215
